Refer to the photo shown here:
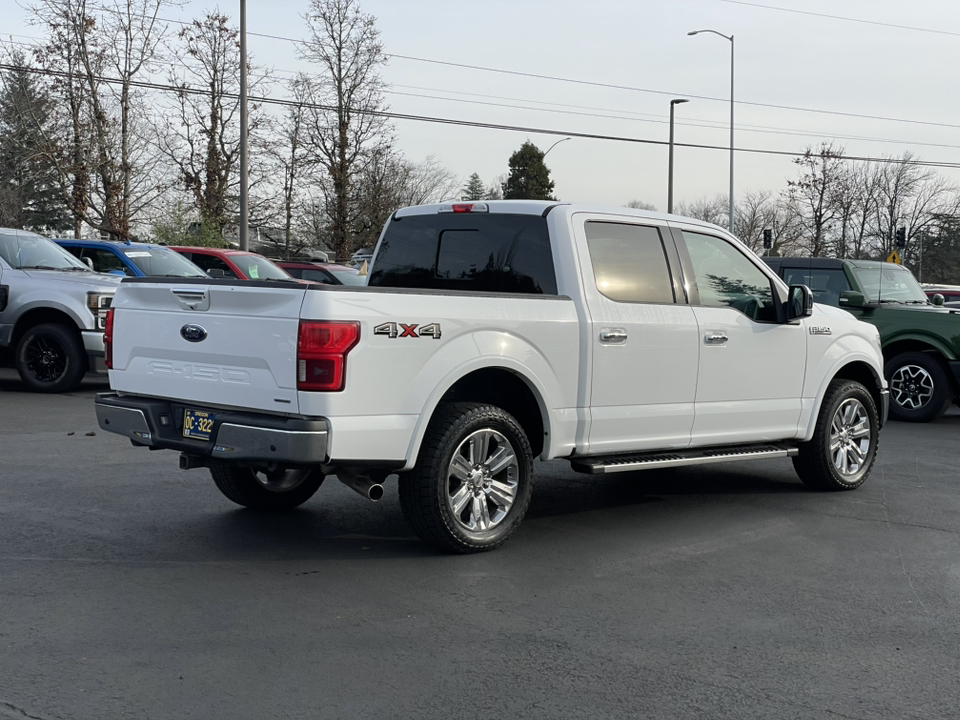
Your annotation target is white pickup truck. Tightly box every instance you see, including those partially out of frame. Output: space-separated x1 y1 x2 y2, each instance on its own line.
96 201 889 552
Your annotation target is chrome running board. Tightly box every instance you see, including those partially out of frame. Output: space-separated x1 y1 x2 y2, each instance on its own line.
570 443 798 475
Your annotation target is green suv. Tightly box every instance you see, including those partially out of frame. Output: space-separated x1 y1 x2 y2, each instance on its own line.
765 257 960 422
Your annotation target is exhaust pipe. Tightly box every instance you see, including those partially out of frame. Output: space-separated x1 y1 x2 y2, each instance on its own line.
336 468 384 502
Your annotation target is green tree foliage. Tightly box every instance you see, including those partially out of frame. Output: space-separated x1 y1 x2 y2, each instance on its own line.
0 59 71 233
462 173 486 201
502 141 556 201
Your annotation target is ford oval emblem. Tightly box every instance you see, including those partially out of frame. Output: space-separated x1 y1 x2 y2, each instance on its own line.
180 324 208 343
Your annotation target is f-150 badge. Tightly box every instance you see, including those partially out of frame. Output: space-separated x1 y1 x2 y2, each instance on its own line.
374 322 442 339
809 326 832 335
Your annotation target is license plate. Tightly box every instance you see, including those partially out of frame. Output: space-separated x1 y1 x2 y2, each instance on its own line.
183 409 216 440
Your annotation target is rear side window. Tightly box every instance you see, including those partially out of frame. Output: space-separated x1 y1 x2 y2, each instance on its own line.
368 213 557 294
585 221 675 303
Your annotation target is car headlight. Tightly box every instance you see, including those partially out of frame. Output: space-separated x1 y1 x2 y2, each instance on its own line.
87 292 114 330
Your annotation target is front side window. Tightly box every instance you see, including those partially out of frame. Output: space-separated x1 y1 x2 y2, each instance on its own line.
782 267 850 307
683 231 777 322
584 221 674 303
188 254 237 278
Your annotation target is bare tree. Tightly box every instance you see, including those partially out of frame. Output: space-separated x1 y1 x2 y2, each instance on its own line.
785 143 846 257
158 11 271 239
299 0 393 261
675 195 728 227
625 199 657 211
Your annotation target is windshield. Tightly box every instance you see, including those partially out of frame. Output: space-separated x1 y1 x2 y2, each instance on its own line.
852 265 929 303
0 231 90 271
233 254 292 280
325 266 366 286
122 245 208 277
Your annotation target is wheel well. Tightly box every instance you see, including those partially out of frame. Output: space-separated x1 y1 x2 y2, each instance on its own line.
13 308 82 346
883 340 947 365
832 361 884 414
439 368 546 456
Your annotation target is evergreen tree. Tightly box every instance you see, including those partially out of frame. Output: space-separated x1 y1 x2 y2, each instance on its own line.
501 141 556 201
0 61 71 232
462 172 486 201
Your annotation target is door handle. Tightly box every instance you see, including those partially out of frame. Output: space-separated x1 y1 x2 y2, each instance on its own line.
703 332 728 345
600 328 627 344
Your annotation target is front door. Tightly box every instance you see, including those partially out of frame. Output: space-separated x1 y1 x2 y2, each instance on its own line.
579 218 700 454
678 229 807 445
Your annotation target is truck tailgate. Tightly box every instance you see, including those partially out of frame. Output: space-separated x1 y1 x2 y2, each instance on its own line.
109 281 307 414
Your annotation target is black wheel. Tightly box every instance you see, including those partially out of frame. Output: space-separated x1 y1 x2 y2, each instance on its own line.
398 402 534 554
210 461 324 510
793 379 879 491
15 323 87 393
885 351 953 423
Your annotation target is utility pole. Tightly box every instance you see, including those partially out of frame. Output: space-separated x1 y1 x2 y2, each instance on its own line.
239 0 249 251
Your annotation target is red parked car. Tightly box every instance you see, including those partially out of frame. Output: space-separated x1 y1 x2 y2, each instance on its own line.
169 247 295 281
275 260 365 285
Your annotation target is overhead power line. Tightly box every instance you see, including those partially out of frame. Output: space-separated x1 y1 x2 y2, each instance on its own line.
719 0 960 38
3 61 960 170
57 3 960 132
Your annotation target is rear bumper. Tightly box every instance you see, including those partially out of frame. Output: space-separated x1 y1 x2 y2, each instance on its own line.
95 393 329 465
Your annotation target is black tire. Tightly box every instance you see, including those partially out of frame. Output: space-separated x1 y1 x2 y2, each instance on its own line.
210 461 324 511
885 351 953 423
793 379 879 491
398 402 534 554
15 323 87 393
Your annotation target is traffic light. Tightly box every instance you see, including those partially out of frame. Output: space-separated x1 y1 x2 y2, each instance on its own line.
763 228 772 250
895 227 906 249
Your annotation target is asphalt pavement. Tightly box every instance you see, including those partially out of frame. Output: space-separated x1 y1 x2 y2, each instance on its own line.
1 368 959 720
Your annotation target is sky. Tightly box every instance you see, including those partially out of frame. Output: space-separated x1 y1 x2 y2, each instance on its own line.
7 0 960 212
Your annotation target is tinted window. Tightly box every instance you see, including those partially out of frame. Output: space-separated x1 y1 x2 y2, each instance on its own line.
585 222 674 303
188 254 237 278
781 267 850 307
122 246 207 277
89 248 132 275
369 213 557 294
683 231 777 322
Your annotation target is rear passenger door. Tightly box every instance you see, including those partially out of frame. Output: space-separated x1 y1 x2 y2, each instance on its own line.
577 217 699 454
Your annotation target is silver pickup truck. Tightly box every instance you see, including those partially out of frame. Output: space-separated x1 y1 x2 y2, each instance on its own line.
0 228 119 392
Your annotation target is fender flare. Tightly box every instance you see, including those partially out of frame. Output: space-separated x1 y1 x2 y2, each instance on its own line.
802 352 885 441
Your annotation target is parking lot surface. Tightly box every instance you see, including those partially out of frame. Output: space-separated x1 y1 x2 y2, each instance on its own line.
1 368 959 719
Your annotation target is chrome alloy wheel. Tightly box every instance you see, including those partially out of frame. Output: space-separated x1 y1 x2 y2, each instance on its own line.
830 398 872 478
252 468 313 493
446 429 519 532
890 364 935 410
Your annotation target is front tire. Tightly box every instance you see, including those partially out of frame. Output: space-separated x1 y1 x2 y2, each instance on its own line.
885 351 953 423
399 402 534 554
793 379 879 491
210 461 323 510
15 323 87 393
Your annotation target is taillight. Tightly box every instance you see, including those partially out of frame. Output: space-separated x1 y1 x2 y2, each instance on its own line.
297 321 359 392
104 307 115 369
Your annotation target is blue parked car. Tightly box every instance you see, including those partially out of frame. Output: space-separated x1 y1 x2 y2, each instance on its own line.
54 239 209 278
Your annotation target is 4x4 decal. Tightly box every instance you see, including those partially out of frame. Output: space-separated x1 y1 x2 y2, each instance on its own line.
374 322 442 339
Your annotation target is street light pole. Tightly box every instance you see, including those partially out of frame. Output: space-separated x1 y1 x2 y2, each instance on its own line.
668 99 688 214
688 29 734 232
543 137 571 158
239 0 249 251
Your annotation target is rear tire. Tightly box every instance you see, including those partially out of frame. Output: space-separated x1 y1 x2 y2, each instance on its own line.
793 379 878 491
210 461 323 510
399 402 534 554
15 323 87 393
885 351 953 423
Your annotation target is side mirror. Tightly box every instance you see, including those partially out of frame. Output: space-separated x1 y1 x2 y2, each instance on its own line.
786 284 813 321
931 293 945 307
839 290 866 308
82 257 94 270
207 268 226 278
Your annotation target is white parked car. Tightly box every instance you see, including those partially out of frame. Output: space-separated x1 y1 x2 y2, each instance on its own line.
95 201 888 552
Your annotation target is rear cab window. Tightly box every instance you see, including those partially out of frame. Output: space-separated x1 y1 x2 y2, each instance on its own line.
368 213 557 294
